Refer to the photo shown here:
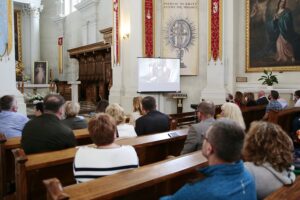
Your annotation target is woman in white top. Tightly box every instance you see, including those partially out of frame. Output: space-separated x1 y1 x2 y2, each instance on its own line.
243 121 295 199
129 96 143 126
220 102 246 130
73 113 139 183
106 103 137 138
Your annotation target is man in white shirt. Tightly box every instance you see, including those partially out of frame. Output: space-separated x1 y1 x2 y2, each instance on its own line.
294 90 300 107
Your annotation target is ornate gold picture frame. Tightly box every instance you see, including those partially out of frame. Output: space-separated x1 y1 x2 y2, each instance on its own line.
246 0 300 72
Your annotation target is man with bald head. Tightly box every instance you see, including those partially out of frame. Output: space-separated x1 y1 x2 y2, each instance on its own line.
256 90 269 105
21 94 76 154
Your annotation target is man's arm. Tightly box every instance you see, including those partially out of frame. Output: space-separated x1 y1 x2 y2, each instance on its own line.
181 126 199 155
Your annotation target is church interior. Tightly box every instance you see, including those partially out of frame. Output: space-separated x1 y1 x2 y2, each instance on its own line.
0 0 300 199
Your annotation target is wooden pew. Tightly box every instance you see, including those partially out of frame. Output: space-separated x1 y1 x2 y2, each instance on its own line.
44 151 208 200
268 107 300 134
12 129 188 200
264 176 300 200
0 129 91 197
169 112 197 128
241 105 266 130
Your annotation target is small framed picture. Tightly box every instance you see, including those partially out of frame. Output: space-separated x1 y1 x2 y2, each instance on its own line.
33 61 48 84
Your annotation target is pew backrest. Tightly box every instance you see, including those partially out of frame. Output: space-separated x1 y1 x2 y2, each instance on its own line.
264 176 300 200
169 112 197 128
268 107 300 133
44 151 208 200
12 129 188 200
241 105 266 130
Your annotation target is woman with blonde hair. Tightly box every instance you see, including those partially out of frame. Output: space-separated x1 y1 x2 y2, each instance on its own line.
62 101 87 130
129 96 143 126
106 103 137 138
221 102 246 130
243 121 295 199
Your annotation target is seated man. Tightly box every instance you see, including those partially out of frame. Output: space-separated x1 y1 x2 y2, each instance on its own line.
21 94 76 154
181 101 215 155
0 95 29 138
135 96 169 135
263 90 283 120
256 90 269 105
161 119 256 200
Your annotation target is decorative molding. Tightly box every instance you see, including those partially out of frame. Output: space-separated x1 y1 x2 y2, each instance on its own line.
100 27 113 45
75 0 100 11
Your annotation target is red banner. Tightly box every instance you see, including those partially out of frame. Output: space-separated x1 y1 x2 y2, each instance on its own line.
210 0 222 62
143 0 155 57
113 0 120 64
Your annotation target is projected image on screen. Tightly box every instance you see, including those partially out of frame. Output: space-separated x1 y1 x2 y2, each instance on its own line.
138 58 180 92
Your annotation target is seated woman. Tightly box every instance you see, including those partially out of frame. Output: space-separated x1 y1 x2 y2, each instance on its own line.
62 101 88 130
234 91 245 108
221 102 246 130
73 113 139 183
129 96 143 126
106 103 137 138
96 99 109 113
243 121 295 199
244 92 257 107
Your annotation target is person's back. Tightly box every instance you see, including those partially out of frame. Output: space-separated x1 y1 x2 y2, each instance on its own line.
243 122 295 199
61 101 87 130
21 94 76 154
74 114 138 183
0 95 29 139
135 96 169 135
256 90 269 105
181 101 215 155
161 119 256 200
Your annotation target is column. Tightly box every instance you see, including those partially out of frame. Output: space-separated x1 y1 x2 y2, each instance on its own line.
201 0 227 104
68 81 81 103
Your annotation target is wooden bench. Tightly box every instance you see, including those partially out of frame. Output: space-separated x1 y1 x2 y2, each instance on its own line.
0 129 91 197
264 176 300 200
169 112 197 128
12 129 188 200
241 105 266 130
44 151 208 200
268 107 300 134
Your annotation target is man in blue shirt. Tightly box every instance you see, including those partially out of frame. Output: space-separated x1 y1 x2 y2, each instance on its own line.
0 95 29 139
263 90 283 120
161 119 256 200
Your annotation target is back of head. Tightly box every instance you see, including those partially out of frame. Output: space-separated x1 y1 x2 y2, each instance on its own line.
207 119 245 162
64 101 80 118
43 94 65 113
246 92 255 101
221 102 245 130
105 103 125 124
96 99 109 113
258 90 265 98
133 96 143 114
197 101 215 117
294 90 300 99
243 121 293 172
235 91 243 101
88 113 116 146
142 96 156 112
270 90 279 100
35 102 44 113
0 95 15 111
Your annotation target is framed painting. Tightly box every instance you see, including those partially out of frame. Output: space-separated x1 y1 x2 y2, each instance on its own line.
33 61 48 84
246 0 300 72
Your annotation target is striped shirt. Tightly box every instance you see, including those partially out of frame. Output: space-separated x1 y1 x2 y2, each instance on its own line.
73 145 139 183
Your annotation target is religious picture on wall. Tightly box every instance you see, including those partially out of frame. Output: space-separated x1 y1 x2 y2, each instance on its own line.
246 0 300 72
33 61 48 84
161 0 199 75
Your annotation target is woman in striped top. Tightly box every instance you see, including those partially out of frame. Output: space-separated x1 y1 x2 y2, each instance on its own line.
73 113 139 183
